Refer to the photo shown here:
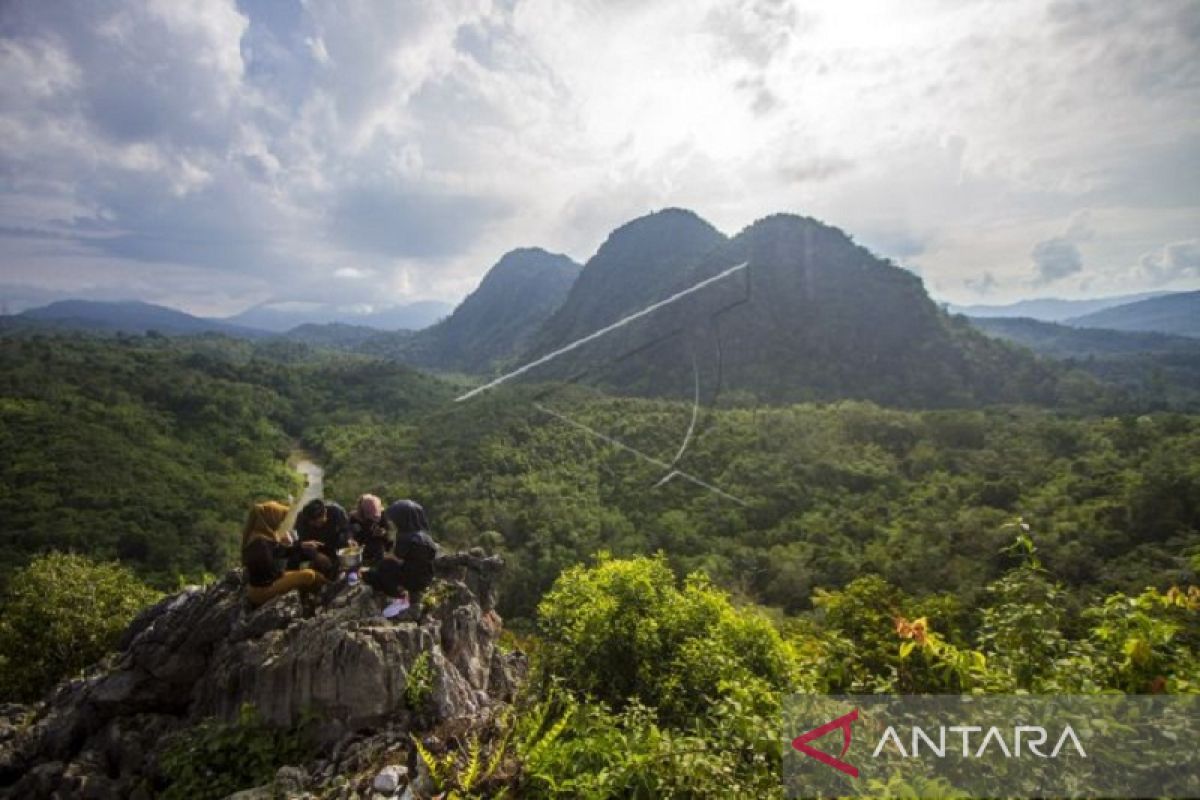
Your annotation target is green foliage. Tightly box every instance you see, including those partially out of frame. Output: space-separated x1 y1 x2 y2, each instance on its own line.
513 689 782 799
158 704 316 800
316 396 1200 622
808 534 1199 695
404 650 435 711
536 554 797 727
0 553 160 701
512 558 797 797
413 725 514 800
0 334 450 586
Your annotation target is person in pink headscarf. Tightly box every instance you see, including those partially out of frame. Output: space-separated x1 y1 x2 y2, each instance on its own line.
349 493 390 565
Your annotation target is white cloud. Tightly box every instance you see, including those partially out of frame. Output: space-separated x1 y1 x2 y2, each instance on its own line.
1138 239 1200 285
0 0 1197 313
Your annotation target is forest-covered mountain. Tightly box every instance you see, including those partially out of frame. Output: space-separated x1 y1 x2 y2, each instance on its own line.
513 212 1082 408
8 300 267 338
1066 290 1200 337
398 247 582 373
526 209 727 355
969 316 1200 410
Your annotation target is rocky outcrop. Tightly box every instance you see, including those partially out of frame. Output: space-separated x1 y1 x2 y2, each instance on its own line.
0 551 526 799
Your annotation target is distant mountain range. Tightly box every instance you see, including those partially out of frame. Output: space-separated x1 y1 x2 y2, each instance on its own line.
948 292 1171 322
223 300 451 332
10 300 266 338
968 315 1200 408
1 298 451 338
1065 291 1199 338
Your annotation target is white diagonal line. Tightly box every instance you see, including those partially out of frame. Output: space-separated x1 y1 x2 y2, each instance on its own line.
534 403 747 505
455 261 749 402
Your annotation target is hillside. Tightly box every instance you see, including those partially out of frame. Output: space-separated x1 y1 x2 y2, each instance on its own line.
526 209 727 357
513 212 1083 408
399 248 582 372
12 300 266 338
0 335 452 584
1067 290 1200 337
970 316 1200 410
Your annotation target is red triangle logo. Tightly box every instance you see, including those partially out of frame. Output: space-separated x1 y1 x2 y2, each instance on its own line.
791 708 860 778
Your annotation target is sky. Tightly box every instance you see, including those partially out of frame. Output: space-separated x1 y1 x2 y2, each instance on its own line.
1 0 1197 316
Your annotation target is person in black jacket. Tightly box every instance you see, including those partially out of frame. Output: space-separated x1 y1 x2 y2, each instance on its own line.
365 499 438 620
295 498 349 579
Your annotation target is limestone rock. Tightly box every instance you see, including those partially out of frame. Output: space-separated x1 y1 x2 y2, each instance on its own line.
0 551 525 800
372 763 407 793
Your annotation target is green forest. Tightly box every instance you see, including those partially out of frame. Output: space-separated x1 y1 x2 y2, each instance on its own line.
0 332 1197 796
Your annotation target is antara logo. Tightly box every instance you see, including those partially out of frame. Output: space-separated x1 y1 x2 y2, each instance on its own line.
791 708 861 778
792 707 1090 779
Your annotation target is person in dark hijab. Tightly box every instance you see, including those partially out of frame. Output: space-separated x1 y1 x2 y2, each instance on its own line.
366 500 438 620
240 501 327 607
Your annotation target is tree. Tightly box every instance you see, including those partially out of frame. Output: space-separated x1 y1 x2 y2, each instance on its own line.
0 553 160 701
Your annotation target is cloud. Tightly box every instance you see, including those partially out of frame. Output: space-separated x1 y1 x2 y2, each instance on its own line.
965 271 998 296
1031 237 1084 285
0 0 1197 313
1138 239 1200 285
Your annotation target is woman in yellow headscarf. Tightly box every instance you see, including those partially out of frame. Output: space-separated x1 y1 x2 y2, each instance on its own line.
240 501 328 607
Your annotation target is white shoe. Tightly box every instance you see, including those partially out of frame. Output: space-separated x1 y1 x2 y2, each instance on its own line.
382 597 410 619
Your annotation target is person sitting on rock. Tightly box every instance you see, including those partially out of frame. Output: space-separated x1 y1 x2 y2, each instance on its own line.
364 500 438 621
349 493 390 565
241 501 328 607
295 498 349 580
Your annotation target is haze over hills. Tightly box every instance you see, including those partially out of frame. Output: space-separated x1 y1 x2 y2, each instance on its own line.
1065 291 1200 338
949 292 1171 322
223 299 451 332
397 247 581 373
10 300 266 338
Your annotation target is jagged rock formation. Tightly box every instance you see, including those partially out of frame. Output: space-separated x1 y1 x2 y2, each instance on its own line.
0 551 525 799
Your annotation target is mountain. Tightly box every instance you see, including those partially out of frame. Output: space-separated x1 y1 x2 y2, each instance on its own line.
1065 291 1200 338
949 292 1171 322
397 248 582 372
969 315 1200 409
510 212 1076 408
225 300 451 332
14 300 265 337
968 316 1200 359
527 208 727 355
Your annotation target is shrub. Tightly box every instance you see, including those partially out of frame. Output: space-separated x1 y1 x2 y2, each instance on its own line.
535 554 798 727
0 552 160 701
159 704 315 800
